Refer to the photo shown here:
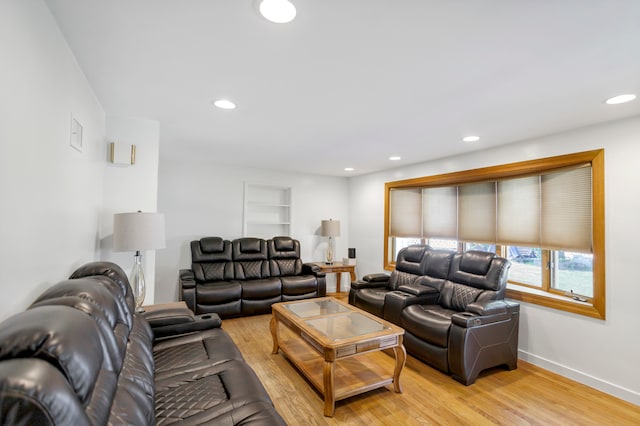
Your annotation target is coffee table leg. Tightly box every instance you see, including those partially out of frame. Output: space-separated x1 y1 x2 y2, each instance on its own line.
392 342 407 393
323 360 335 416
270 315 279 354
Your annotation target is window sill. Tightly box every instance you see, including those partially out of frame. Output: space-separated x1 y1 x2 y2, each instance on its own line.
506 283 605 320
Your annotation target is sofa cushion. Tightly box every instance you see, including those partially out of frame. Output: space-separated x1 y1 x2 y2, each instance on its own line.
0 359 91 426
459 250 495 275
389 269 419 290
425 249 455 279
197 281 242 304
192 238 233 262
270 257 302 276
353 288 387 317
395 245 429 276
234 238 267 258
69 262 136 322
402 304 457 348
28 279 126 372
272 236 296 253
201 237 225 253
154 360 278 425
281 275 318 296
450 282 483 311
447 252 510 294
234 260 270 280
240 278 282 299
154 328 244 376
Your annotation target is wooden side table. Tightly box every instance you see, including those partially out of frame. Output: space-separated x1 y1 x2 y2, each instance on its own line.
310 262 356 293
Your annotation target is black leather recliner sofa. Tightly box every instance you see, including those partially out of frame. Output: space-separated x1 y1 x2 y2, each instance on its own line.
0 262 286 425
350 246 519 385
180 236 326 317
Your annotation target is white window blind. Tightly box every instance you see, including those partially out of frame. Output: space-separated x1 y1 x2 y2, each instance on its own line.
389 188 422 237
422 186 457 239
458 182 496 243
388 164 593 253
497 176 541 246
541 166 592 252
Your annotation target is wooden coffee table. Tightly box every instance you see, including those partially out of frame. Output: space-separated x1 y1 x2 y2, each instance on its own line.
270 297 406 416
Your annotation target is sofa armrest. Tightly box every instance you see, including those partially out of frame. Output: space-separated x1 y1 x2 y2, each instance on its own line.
179 269 196 288
143 305 222 339
179 269 197 312
363 273 390 283
350 280 388 290
350 273 390 290
397 283 439 297
302 263 326 278
451 301 519 328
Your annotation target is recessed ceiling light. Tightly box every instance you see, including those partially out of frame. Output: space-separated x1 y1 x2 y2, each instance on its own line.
463 136 480 142
344 167 354 172
213 99 236 110
259 0 296 23
389 156 401 161
605 94 637 105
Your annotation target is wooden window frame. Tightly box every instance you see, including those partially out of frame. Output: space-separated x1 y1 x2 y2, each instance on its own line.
384 149 605 320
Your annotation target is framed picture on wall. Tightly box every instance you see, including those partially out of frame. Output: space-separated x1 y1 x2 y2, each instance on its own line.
70 114 83 152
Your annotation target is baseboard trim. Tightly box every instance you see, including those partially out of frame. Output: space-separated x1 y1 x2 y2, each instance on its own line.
519 350 640 406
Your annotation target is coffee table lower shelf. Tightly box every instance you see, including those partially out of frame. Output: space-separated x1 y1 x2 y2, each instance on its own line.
275 327 398 414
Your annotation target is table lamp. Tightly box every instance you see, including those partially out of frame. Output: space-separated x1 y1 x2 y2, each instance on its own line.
321 219 340 264
113 211 165 310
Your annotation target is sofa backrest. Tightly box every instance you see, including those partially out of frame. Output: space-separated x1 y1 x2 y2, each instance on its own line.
29 278 127 373
0 305 108 425
438 250 511 311
233 237 271 279
268 236 303 276
416 249 456 290
69 261 136 330
190 236 309 282
389 245 430 290
191 237 234 283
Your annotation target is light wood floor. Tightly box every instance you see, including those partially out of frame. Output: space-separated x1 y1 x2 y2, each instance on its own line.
222 299 640 425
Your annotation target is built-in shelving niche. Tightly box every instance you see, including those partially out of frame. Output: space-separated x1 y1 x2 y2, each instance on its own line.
243 183 291 238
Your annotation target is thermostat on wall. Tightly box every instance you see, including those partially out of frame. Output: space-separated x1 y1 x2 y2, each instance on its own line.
109 142 136 165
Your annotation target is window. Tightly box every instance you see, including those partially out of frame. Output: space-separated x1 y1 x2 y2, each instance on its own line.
505 246 543 287
391 237 422 261
384 150 605 319
552 251 594 298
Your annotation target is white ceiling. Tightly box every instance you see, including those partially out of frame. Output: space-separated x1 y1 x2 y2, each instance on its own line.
44 0 640 176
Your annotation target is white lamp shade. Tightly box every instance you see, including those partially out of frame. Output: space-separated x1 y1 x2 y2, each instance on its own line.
113 212 166 252
321 219 341 237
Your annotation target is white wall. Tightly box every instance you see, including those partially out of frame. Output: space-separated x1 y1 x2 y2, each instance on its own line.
100 115 161 304
155 153 350 303
349 116 640 405
0 0 106 320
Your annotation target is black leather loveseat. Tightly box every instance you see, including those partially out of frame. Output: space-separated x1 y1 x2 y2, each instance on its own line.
180 236 326 317
0 261 285 425
350 245 519 385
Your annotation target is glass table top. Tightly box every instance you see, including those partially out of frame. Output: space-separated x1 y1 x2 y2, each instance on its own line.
284 299 350 318
283 299 390 340
305 312 389 340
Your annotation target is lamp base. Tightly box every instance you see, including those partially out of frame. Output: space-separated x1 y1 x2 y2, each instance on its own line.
130 251 146 310
325 236 335 265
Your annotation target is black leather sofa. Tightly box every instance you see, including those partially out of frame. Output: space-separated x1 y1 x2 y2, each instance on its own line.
0 261 286 425
350 246 519 385
180 236 326 317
